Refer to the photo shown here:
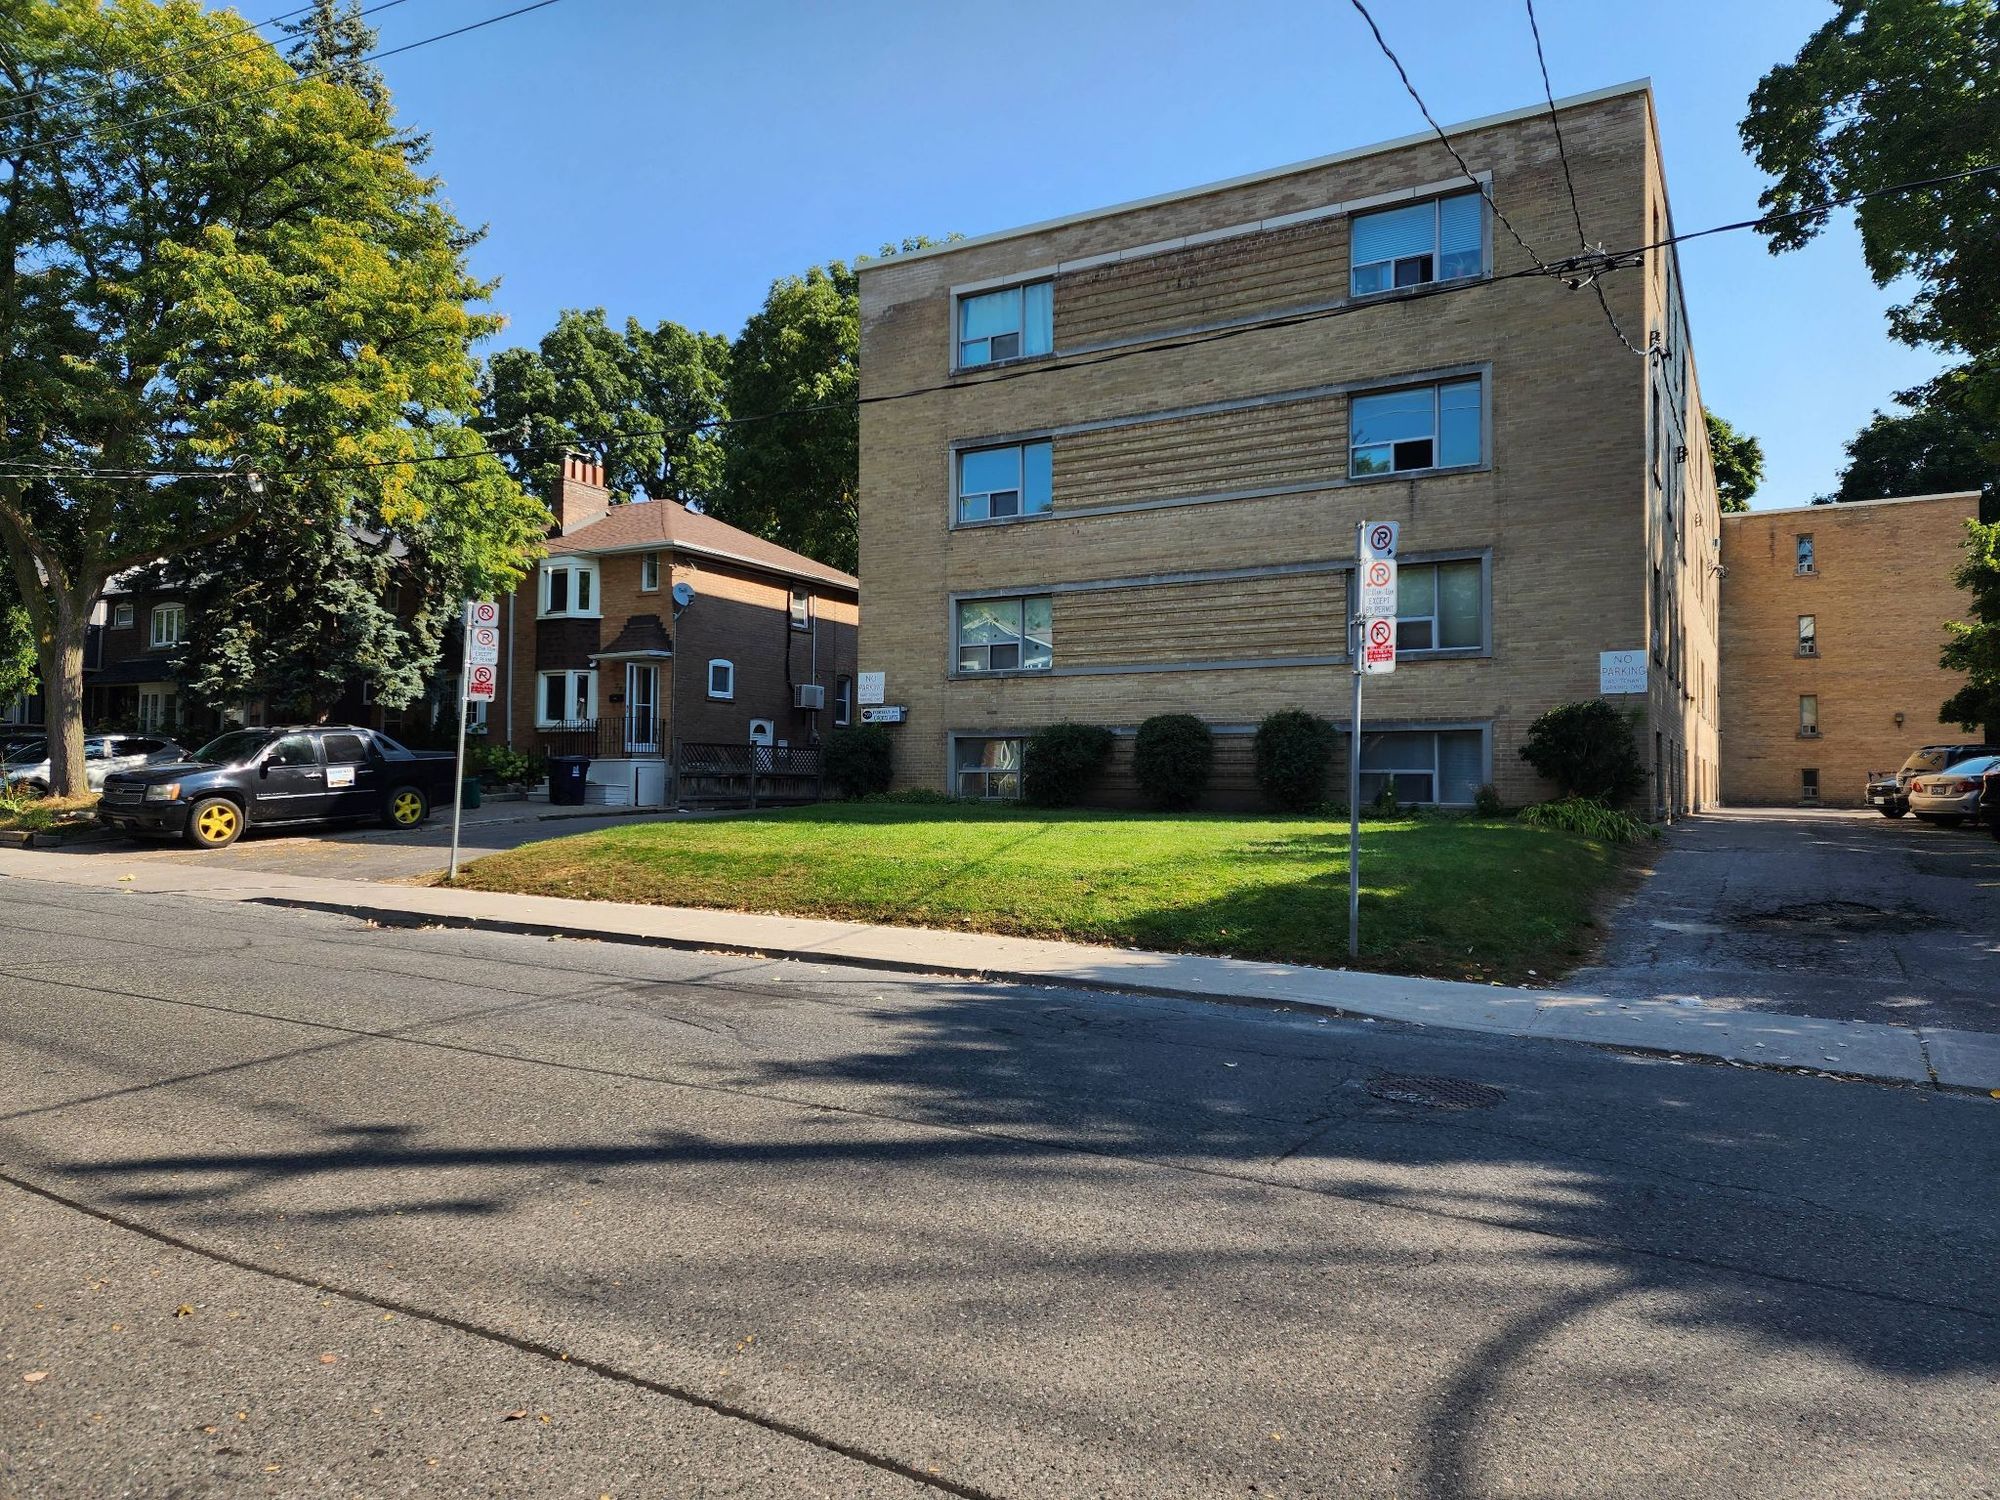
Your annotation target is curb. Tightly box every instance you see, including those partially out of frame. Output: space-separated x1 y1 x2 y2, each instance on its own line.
248 895 1990 1098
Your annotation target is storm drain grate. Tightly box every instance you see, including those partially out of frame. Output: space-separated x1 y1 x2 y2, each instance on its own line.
1366 1075 1506 1110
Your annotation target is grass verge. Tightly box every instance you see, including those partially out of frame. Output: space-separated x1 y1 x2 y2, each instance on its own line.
0 792 101 835
450 802 1631 982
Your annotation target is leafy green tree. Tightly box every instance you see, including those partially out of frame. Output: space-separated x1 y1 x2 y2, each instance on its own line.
1828 366 2000 508
0 574 34 713
1941 520 2000 732
482 309 729 510
0 0 541 793
1706 412 1764 512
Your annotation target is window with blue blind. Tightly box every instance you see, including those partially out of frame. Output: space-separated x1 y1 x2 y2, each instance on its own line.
957 440 1053 522
958 282 1053 367
1349 378 1482 476
1351 191 1484 295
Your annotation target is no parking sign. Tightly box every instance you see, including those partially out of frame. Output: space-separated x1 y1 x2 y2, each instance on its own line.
1361 615 1397 675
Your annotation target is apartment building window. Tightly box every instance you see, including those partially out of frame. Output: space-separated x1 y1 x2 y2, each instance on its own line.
1349 378 1480 477
640 552 660 592
1797 615 1817 657
150 603 186 649
1349 190 1482 295
955 736 1024 799
707 659 735 700
957 440 1053 523
537 669 596 726
1795 534 1815 575
112 602 134 629
1357 729 1484 807
1799 694 1819 738
1801 767 1820 804
956 595 1053 674
957 281 1052 368
790 587 811 630
1396 560 1482 651
540 560 598 617
834 673 852 726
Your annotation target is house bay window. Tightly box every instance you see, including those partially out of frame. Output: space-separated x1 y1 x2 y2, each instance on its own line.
955 595 1053 674
1350 191 1483 295
957 281 1053 368
1349 378 1481 477
957 440 1053 523
955 737 1024 799
150 603 186 648
1357 729 1485 807
540 560 598 617
1396 560 1483 652
538 669 596 726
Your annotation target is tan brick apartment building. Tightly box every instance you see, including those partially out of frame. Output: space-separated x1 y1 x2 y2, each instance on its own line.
857 80 1720 812
486 455 859 806
1720 491 1984 807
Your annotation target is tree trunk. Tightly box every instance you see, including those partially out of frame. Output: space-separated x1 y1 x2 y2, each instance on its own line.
41 594 88 798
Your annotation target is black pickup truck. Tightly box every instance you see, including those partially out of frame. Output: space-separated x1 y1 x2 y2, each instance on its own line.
98 726 458 849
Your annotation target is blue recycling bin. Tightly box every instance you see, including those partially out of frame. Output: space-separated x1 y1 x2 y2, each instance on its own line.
550 755 590 806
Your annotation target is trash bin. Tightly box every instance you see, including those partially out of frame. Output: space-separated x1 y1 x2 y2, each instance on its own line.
549 755 590 806
460 775 482 810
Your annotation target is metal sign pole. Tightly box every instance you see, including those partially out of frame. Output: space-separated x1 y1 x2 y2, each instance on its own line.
447 604 471 881
1348 521 1364 962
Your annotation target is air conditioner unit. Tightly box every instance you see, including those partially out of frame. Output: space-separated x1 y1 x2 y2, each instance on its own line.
794 684 826 710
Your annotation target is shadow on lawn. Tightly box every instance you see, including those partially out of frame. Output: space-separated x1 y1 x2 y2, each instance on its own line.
45 938 2000 1494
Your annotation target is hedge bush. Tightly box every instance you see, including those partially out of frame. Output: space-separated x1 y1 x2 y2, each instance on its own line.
1254 709 1334 812
1519 796 1658 844
1023 722 1114 807
1517 699 1646 804
1133 714 1213 810
824 725 894 799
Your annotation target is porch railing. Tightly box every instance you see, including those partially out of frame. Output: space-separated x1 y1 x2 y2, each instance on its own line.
535 717 668 761
675 741 823 808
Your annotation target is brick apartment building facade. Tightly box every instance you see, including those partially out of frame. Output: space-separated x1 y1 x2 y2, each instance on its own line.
1720 491 1985 807
856 80 1721 812
484 455 859 805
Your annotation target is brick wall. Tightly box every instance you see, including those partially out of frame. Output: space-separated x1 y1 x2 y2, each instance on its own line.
1720 494 1980 806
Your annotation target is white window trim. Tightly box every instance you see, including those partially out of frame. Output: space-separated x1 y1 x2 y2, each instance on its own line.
639 552 660 593
834 674 852 727
707 659 735 701
149 603 186 649
539 560 601 619
1797 615 1817 657
1799 695 1820 738
790 588 812 632
952 278 1054 373
1349 188 1488 298
1347 376 1485 480
112 602 134 629
536 668 597 727
953 594 1055 677
1795 535 1816 575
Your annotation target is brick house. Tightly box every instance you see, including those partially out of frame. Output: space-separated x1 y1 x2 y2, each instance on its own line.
484 454 859 806
855 79 1721 813
84 575 212 736
1720 491 1987 807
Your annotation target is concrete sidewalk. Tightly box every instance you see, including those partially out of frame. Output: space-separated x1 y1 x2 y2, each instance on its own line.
3 845 1995 1093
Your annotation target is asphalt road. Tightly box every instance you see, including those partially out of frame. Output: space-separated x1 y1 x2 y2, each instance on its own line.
1575 808 2000 1033
2 879 1997 1499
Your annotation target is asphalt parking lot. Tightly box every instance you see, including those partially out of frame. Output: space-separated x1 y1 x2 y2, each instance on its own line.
1573 807 2000 1033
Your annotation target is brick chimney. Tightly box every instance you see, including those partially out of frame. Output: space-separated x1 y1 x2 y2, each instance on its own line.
553 450 611 536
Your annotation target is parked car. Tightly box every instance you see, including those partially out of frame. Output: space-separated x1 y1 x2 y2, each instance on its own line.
1982 764 2000 842
1907 754 2000 826
98 725 458 849
1866 741 1994 817
0 734 185 794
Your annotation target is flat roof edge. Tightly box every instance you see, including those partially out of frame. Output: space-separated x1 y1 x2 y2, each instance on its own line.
858 78 1651 274
1725 490 1983 519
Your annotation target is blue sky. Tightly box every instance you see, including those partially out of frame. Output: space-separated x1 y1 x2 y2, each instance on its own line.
356 0 1940 509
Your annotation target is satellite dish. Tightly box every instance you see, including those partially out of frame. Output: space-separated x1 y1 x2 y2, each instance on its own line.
671 582 695 610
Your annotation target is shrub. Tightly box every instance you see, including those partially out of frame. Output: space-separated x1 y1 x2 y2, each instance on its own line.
1518 699 1647 804
1254 709 1335 812
1520 796 1658 844
480 745 543 787
1371 781 1399 817
1473 783 1504 817
1022 722 1114 807
1132 714 1213 810
824 725 894 798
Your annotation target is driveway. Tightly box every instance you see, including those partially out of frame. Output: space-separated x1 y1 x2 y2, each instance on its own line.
1573 808 2000 1033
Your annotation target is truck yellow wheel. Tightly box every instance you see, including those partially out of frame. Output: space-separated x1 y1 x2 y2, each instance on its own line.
385 786 428 828
185 798 243 850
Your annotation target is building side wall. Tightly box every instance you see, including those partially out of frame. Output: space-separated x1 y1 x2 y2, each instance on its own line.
668 556 858 749
1720 495 1980 806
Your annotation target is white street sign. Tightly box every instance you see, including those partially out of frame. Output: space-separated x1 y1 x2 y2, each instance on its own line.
1361 615 1397 675
465 599 499 630
1599 649 1648 695
1359 555 1398 617
857 671 886 706
1360 520 1399 564
467 662 497 702
467 624 500 667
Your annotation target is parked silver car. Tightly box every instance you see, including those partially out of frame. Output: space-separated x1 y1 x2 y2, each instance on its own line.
0 734 186 794
1907 754 2000 825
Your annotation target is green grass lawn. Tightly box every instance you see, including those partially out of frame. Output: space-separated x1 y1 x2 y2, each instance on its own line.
452 802 1633 982
0 792 99 835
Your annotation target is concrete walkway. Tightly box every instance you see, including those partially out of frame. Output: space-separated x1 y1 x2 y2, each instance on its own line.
4 845 1996 1094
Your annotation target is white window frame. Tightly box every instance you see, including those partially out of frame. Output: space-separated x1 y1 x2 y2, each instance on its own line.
640 552 660 592
539 560 600 618
953 735 1026 800
112 602 134 629
834 673 852 726
956 439 1054 524
149 603 186 649
1797 615 1817 657
1795 534 1815 575
1799 694 1819 738
466 699 489 732
707 659 735 701
790 587 811 631
536 669 597 727
1348 377 1483 478
1349 189 1485 296
954 279 1054 370
954 594 1054 676
136 686 177 732
1801 767 1820 804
